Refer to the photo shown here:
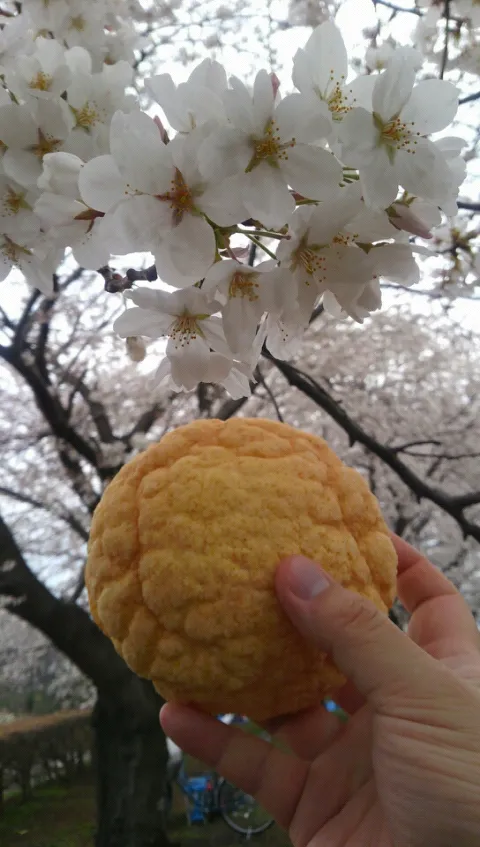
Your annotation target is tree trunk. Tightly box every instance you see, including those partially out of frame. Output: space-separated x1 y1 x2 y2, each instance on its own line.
0 515 171 847
92 681 170 847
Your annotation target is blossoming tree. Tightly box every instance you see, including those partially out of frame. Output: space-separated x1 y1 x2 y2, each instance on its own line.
0 0 479 844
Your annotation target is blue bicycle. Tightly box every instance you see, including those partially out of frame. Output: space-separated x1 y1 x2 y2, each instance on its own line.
163 716 274 836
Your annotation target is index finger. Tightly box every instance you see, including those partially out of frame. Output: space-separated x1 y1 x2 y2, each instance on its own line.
392 534 480 661
160 703 308 830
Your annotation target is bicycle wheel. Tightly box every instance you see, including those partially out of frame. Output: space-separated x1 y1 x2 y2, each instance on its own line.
218 779 274 836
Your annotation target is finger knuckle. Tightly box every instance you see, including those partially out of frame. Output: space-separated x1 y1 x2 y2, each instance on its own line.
334 590 382 638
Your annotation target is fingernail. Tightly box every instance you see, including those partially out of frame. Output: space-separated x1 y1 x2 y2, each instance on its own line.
288 556 330 600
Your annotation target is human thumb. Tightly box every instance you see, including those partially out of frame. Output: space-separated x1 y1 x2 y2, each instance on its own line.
275 555 442 710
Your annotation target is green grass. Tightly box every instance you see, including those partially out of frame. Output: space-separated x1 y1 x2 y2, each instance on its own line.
0 779 95 847
0 770 292 847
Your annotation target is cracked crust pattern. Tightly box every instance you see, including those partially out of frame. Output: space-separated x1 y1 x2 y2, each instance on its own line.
86 418 397 721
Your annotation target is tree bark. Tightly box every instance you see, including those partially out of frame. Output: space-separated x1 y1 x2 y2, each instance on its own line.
93 684 170 847
0 513 171 847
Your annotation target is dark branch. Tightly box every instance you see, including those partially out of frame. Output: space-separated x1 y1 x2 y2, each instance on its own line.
255 366 284 422
126 402 166 441
373 0 421 15
391 439 442 453
264 352 480 542
457 201 480 213
459 91 480 106
0 513 130 694
0 486 89 542
440 0 451 80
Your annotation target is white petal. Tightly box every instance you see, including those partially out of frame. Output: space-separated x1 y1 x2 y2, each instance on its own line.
435 136 466 158
345 74 376 111
109 110 173 194
308 184 363 241
34 192 83 226
108 195 169 253
224 77 255 133
338 107 378 168
373 243 420 285
359 152 399 210
242 166 294 229
113 307 170 339
38 151 83 196
197 127 251 181
274 93 331 143
372 49 417 122
3 150 42 187
189 59 227 96
168 336 211 391
198 174 248 226
299 21 348 97
78 155 127 213
0 104 37 148
155 215 216 286
222 297 262 357
396 139 455 205
252 70 275 134
34 98 74 138
201 315 231 356
145 74 185 131
401 80 458 135
72 220 111 269
291 49 312 95
345 205 398 241
280 144 342 201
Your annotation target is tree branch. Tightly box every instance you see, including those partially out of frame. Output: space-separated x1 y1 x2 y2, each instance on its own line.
459 91 480 106
0 486 89 542
374 0 421 15
440 0 451 79
255 366 284 422
0 344 104 476
0 513 130 695
457 201 480 213
264 352 480 542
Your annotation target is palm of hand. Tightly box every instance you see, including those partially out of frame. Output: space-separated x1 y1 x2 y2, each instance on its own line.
161 539 480 847
286 594 480 847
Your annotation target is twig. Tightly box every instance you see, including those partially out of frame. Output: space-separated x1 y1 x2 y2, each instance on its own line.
374 0 422 15
440 0 451 80
457 201 480 213
459 91 480 106
263 351 480 542
255 366 284 422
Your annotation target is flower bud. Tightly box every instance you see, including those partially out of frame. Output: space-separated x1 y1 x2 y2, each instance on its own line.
126 336 147 362
389 203 433 239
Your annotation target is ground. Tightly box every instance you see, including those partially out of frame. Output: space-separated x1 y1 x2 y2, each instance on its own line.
0 769 292 847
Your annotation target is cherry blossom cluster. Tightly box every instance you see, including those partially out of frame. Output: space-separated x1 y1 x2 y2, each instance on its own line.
0 12 466 398
0 0 144 291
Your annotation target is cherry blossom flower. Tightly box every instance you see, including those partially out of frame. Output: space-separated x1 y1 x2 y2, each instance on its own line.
145 58 228 133
323 278 383 323
0 176 39 240
0 100 74 188
201 258 279 357
198 69 343 228
338 48 459 210
66 58 136 157
34 152 111 268
292 21 377 137
0 230 60 295
80 112 247 285
273 186 384 324
388 198 442 239
4 38 72 103
113 286 231 391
